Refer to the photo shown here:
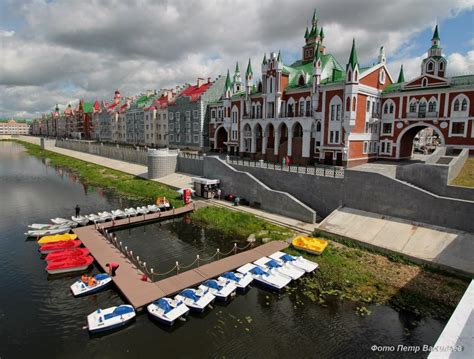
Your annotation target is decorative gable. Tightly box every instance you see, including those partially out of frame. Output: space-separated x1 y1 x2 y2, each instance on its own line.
404 74 449 89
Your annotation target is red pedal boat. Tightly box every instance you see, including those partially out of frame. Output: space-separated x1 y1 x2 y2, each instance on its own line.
39 240 82 254
45 248 90 262
46 255 94 274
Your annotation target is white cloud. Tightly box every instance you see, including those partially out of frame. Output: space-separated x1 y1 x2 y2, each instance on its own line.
0 0 472 118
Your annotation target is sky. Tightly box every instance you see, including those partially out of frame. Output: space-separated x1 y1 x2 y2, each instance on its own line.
0 0 473 119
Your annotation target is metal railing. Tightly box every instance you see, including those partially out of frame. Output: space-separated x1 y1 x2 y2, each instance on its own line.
100 227 253 281
227 158 344 178
178 152 203 160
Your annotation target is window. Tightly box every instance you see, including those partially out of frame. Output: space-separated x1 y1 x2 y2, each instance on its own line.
186 121 191 129
379 70 385 84
366 99 370 112
451 122 465 135
186 111 191 121
299 99 305 116
176 112 180 120
329 130 340 144
409 101 417 113
169 134 174 142
306 100 311 115
380 141 392 155
454 99 460 111
193 122 199 131
439 62 444 71
382 123 392 135
169 123 174 131
346 97 350 112
211 109 216 119
428 101 437 113
331 105 335 121
193 110 198 119
186 134 191 143
389 103 394 114
461 99 468 111
384 104 388 114
193 135 199 143
176 134 180 142
316 122 321 132
427 62 433 71
336 105 341 120
352 97 357 111
363 141 368 154
169 112 174 120
418 102 427 116
422 78 428 87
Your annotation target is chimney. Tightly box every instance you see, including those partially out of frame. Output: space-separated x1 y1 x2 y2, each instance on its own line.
197 77 205 87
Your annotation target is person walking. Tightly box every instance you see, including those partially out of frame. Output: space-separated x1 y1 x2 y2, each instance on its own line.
106 262 120 277
75 204 80 217
217 188 222 200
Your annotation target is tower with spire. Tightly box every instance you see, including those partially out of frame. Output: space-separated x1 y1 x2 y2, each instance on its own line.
224 69 232 99
345 38 359 127
378 46 386 64
302 9 326 62
233 62 242 93
421 25 447 77
245 58 253 96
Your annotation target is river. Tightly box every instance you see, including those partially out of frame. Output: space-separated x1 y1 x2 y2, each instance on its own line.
0 141 446 358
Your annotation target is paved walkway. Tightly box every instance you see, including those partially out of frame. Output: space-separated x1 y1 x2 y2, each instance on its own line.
74 208 288 309
319 207 474 276
16 136 197 189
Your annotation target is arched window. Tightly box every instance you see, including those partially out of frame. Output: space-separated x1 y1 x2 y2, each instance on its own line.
427 62 434 72
379 70 385 84
299 98 305 116
428 100 437 113
409 101 417 113
352 97 357 111
383 104 388 114
347 70 352 82
252 104 256 118
316 121 321 132
422 78 428 87
389 103 394 114
354 71 358 82
346 97 350 112
419 101 427 116
439 62 444 71
461 99 468 111
269 77 273 93
454 99 460 111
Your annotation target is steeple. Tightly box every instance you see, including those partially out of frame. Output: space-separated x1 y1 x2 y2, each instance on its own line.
397 65 405 83
233 62 242 92
246 58 253 77
225 69 231 91
235 61 240 73
319 27 324 41
313 43 322 64
432 24 440 41
312 9 317 26
277 50 281 63
304 27 309 38
347 38 358 70
262 53 267 65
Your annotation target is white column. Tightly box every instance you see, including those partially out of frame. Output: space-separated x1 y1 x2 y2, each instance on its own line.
262 131 268 155
274 129 280 155
302 129 311 158
251 128 257 153
287 129 293 156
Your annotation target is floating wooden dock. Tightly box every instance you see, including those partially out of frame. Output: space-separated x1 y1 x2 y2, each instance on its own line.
73 204 289 309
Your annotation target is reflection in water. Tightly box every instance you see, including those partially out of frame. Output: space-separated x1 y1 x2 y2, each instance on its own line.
0 141 446 358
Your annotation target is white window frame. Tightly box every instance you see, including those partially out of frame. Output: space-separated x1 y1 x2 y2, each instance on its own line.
193 134 199 143
193 110 199 119
186 134 191 143
379 140 392 155
449 120 467 137
169 134 174 142
363 141 368 154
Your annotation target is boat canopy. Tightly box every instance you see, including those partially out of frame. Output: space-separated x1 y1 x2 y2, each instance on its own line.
181 289 199 301
222 272 240 282
95 273 109 281
191 177 220 185
155 298 173 313
104 305 134 320
280 254 296 262
266 260 282 269
204 280 222 291
250 267 269 276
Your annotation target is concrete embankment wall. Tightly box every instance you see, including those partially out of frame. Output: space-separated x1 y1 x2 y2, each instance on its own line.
56 140 147 165
202 157 316 223
177 156 204 176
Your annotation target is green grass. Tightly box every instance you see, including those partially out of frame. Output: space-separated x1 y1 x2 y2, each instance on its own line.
451 157 474 187
9 140 183 207
192 206 294 241
282 231 469 320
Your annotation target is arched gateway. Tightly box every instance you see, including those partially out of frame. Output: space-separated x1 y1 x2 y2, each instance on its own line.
396 123 445 159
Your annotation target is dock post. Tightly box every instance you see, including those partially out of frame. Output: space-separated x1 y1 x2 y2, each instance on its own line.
176 261 179 274
196 255 200 267
217 248 220 260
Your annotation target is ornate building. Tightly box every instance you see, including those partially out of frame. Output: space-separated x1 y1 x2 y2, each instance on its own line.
210 11 474 166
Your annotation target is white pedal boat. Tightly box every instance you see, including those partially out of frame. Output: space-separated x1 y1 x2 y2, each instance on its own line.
254 257 305 280
136 206 149 215
147 205 160 213
237 263 291 291
147 298 189 326
218 271 253 291
124 208 138 217
175 288 215 313
199 279 237 301
97 211 113 221
26 226 71 237
111 209 127 219
70 273 112 297
86 214 105 223
29 223 55 230
51 217 75 225
87 305 136 333
269 251 319 273
71 215 90 226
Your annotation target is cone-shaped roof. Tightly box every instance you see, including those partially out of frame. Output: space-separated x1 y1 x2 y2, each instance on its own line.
277 50 281 62
319 27 324 39
432 24 440 41
262 53 267 65
397 65 405 83
246 58 253 77
235 61 240 73
347 38 358 69
225 69 232 90
304 27 309 38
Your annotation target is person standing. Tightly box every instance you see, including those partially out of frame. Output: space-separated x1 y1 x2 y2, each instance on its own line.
217 188 222 200
75 204 80 217
106 262 120 277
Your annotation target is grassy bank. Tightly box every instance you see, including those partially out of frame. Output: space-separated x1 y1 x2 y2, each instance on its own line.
7 140 183 207
451 157 474 187
192 206 468 320
192 206 294 241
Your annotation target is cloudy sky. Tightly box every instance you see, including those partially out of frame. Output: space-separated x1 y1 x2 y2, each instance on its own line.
0 0 473 119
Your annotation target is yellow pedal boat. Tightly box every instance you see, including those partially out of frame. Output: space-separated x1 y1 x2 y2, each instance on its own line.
37 233 78 244
292 236 328 255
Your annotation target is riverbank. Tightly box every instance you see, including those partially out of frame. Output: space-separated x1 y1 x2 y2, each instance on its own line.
191 206 469 320
5 139 183 208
